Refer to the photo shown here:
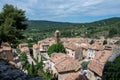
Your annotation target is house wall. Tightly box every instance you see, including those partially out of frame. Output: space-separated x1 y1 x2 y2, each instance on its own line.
87 49 95 59
66 48 75 58
39 44 49 52
82 49 96 59
33 48 41 62
83 49 88 58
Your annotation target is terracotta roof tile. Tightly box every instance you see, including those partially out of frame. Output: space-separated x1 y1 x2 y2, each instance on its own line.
80 43 90 49
50 53 67 64
64 43 79 51
88 50 112 76
33 44 39 49
55 57 81 73
88 60 104 76
61 38 88 43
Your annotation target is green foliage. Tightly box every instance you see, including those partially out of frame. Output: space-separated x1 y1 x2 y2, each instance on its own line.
0 4 27 46
19 52 54 79
20 52 29 69
20 52 38 77
28 62 37 76
47 42 66 55
103 40 107 45
108 28 118 38
36 57 55 80
23 17 120 42
103 56 120 79
81 61 89 70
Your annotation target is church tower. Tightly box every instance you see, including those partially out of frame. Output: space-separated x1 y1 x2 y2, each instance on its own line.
54 30 60 43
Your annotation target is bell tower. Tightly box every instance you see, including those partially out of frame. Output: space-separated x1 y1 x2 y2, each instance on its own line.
54 30 60 43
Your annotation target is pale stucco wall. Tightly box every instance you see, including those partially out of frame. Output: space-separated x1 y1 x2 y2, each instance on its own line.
66 48 75 58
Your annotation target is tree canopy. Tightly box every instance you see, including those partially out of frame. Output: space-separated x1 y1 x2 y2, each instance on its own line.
47 43 66 55
0 4 27 46
103 56 120 79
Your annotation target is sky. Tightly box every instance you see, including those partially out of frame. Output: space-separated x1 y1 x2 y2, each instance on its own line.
0 0 120 23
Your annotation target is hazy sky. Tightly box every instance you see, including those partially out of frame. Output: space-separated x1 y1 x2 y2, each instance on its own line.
0 0 120 22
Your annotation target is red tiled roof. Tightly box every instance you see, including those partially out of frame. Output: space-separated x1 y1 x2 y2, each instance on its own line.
88 50 112 76
88 60 104 76
89 43 103 51
50 52 67 64
80 43 89 49
61 38 88 43
55 57 81 73
64 43 79 51
33 44 39 49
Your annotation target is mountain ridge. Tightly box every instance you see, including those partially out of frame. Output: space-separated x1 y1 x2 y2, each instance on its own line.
26 17 120 28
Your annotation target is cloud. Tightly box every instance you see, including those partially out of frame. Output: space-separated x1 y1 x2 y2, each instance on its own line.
0 0 120 22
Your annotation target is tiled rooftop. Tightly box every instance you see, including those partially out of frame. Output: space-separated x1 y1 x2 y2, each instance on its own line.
88 50 112 76
55 57 81 73
88 60 104 76
64 43 79 51
50 52 67 64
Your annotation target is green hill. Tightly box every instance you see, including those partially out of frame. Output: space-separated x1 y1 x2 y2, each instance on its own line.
23 17 120 43
26 17 120 28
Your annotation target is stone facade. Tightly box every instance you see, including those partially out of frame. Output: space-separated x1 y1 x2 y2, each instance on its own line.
18 43 30 54
0 43 13 61
33 44 41 62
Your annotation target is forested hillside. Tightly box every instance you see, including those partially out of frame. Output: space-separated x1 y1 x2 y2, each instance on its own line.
26 17 120 29
23 17 120 45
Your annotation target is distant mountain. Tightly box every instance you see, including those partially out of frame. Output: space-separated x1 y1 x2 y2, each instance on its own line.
25 17 120 29
87 17 120 26
25 20 75 29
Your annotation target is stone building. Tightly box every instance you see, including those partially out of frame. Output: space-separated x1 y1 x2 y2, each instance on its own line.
38 37 56 53
64 43 83 60
55 57 81 80
87 50 112 80
44 53 81 80
54 30 60 43
18 43 30 54
0 42 13 61
33 44 41 62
